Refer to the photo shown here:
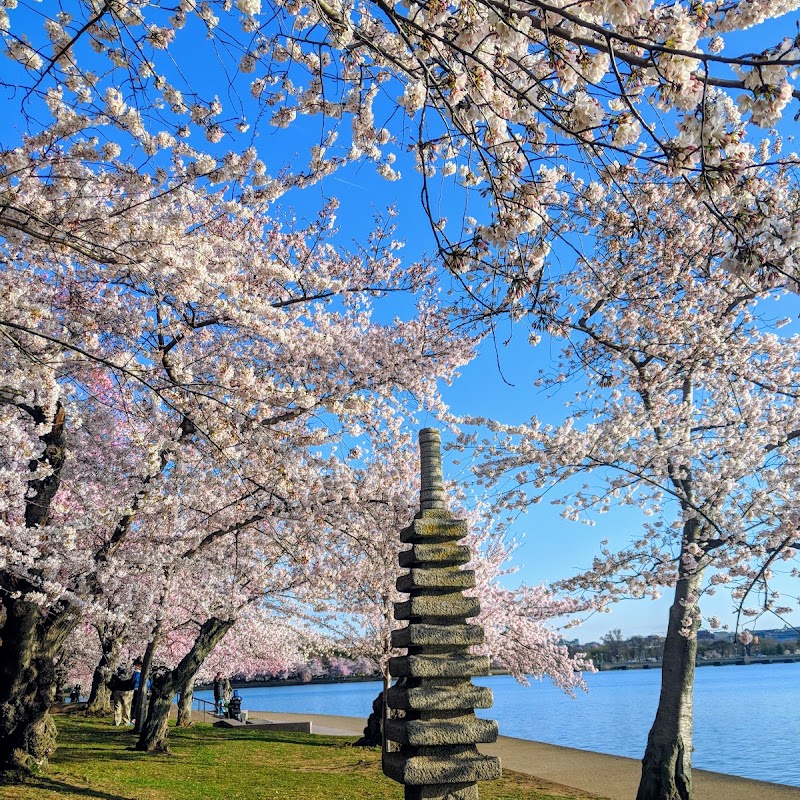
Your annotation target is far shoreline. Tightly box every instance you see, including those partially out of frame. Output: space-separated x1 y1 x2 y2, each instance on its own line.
199 655 800 691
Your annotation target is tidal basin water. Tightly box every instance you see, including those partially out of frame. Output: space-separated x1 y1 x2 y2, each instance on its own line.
197 661 800 787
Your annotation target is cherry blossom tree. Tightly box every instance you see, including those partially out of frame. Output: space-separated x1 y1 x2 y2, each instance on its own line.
173 612 309 725
56 621 100 704
84 579 153 714
2 1 799 296
303 436 591 725
131 497 319 751
0 188 473 770
462 178 800 800
3 0 800 785
0 385 158 772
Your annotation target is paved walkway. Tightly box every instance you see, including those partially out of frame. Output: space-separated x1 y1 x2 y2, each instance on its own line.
246 710 800 800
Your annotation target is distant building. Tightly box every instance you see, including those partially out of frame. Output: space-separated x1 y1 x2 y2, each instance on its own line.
711 631 735 642
753 627 798 642
697 629 714 640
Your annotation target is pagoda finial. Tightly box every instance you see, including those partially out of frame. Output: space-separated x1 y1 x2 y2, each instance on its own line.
418 428 447 511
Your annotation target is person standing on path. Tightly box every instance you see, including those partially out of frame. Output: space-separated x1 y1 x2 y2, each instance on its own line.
110 665 135 726
222 675 232 708
130 658 144 725
213 671 225 715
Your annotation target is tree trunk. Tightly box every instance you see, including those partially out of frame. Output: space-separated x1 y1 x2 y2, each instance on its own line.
0 402 71 774
636 569 703 800
134 572 173 734
176 675 195 727
355 675 406 749
86 628 121 715
136 617 234 753
0 596 76 774
133 630 160 734
354 689 385 747
381 671 390 755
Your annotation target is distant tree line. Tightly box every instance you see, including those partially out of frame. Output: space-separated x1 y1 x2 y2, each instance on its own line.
571 628 800 667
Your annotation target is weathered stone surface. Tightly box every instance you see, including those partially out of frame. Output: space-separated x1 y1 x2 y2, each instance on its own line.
385 715 498 747
389 653 491 679
399 544 471 568
387 681 493 712
384 427 501 797
394 594 480 621
397 568 476 593
405 783 479 800
383 750 502 785
391 623 484 649
419 428 447 511
401 518 470 544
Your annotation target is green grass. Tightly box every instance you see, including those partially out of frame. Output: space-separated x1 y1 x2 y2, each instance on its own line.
2 714 589 800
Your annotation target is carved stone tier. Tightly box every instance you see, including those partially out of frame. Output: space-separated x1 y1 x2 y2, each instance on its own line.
396 568 476 593
383 428 501 800
399 544 471 568
400 518 469 543
385 715 499 747
394 593 481 621
386 680 494 712
383 746 502 785
389 653 490 679
391 623 484 649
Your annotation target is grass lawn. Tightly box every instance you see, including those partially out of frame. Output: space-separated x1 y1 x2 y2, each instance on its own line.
1 713 593 800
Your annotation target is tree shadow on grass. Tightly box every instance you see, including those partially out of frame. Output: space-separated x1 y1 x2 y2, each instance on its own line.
10 775 135 800
54 746 168 765
187 728 356 748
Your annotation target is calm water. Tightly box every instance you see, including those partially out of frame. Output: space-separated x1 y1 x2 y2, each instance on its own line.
196 662 800 787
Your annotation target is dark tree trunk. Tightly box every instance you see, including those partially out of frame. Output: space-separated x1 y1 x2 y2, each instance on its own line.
23 403 67 530
636 570 703 800
0 404 72 774
134 573 173 734
176 675 195 727
381 672 390 754
86 627 122 715
136 617 234 753
133 631 160 734
0 596 76 773
354 689 385 747
354 675 404 749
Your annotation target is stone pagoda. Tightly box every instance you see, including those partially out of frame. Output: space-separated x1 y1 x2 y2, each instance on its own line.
383 428 501 800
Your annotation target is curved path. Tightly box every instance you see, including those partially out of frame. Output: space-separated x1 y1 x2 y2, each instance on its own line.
245 710 800 800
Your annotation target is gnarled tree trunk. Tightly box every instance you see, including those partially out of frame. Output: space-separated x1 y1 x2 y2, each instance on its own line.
0 403 72 773
134 572 172 734
136 616 234 753
86 625 123 715
636 569 703 800
0 595 77 773
133 630 160 733
176 675 195 727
